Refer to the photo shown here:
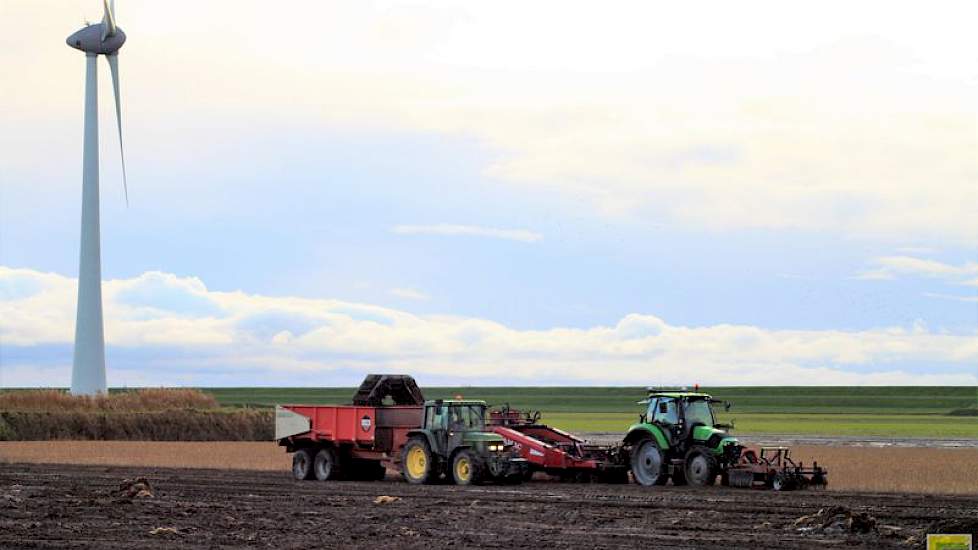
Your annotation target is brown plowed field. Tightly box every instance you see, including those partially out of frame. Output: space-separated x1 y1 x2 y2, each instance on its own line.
4 441 978 493
0 463 977 550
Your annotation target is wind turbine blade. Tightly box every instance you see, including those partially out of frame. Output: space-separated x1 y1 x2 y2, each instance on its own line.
101 0 116 40
107 53 128 206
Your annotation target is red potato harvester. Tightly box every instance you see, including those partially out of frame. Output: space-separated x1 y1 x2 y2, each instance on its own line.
488 405 630 482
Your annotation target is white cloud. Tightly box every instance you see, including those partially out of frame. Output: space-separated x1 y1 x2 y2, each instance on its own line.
856 256 978 284
923 292 978 304
4 2 975 244
392 224 543 243
389 287 430 301
1 266 976 386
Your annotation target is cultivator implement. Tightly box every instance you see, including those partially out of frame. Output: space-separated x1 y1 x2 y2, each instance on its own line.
727 446 828 491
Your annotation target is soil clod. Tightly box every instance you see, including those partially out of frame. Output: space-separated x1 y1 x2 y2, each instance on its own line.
114 477 154 499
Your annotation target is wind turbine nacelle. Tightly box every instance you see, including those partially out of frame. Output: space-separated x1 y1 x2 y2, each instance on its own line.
67 24 125 55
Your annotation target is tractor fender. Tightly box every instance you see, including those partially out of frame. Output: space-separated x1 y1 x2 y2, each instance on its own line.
623 423 669 450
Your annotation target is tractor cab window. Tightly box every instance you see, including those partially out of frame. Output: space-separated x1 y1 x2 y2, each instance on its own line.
684 398 715 427
645 398 658 421
428 404 448 430
448 405 486 430
652 397 678 425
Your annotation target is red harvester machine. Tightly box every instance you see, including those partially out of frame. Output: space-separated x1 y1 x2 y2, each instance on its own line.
488 405 630 482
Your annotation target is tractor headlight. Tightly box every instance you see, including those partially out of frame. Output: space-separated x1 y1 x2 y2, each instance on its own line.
488 444 504 452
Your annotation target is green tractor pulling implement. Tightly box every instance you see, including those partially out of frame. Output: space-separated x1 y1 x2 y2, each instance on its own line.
623 387 827 490
401 398 527 485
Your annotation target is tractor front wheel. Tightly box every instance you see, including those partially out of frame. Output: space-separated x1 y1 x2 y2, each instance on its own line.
451 449 482 486
684 448 718 486
401 437 437 484
292 449 315 481
631 439 668 486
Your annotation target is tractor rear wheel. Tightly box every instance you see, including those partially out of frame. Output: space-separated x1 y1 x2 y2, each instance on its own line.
631 439 668 486
684 447 718 486
451 449 483 486
401 437 437 484
292 449 315 481
314 447 342 481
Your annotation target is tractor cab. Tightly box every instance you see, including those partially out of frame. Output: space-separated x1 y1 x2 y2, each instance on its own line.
423 399 506 456
643 392 728 447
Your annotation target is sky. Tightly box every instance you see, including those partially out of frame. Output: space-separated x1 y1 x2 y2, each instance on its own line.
1 0 976 387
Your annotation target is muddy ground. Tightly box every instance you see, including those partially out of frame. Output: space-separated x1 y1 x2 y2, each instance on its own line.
1 463 977 549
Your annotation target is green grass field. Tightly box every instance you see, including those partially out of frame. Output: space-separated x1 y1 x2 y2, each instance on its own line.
541 412 978 438
200 386 978 438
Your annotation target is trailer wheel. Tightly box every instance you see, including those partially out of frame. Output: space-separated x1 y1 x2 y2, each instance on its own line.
292 449 315 481
314 447 341 481
684 447 718 486
401 437 437 484
630 439 668 486
451 449 482 486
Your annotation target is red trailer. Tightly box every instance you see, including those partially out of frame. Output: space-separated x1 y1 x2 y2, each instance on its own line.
488 406 629 482
276 376 426 481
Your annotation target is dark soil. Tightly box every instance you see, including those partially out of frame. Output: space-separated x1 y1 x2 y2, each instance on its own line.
1 463 975 549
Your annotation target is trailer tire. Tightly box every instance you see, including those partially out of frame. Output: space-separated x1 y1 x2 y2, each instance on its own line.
631 439 668 486
402 437 437 484
684 447 718 487
292 449 315 481
314 447 341 481
451 449 482 486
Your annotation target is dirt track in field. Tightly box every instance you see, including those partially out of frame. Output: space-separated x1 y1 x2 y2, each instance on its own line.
2 463 977 549
5 441 978 494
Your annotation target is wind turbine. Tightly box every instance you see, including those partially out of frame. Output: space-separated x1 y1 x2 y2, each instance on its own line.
66 0 128 395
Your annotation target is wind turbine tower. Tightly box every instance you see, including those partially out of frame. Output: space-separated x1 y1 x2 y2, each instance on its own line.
66 0 128 395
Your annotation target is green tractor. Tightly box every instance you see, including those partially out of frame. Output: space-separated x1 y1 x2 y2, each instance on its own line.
623 388 742 486
401 399 527 485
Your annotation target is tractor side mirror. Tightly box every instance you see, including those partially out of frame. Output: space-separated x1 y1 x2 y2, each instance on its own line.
658 402 668 414
724 401 732 412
